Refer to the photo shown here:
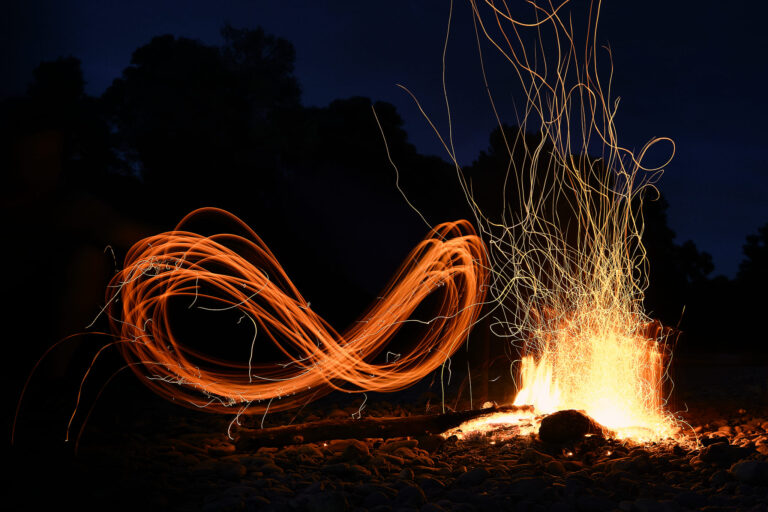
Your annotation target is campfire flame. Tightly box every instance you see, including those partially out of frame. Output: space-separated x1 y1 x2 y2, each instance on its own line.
437 1 679 442
511 321 673 441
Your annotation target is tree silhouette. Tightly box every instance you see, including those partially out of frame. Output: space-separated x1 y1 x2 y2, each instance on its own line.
737 223 768 283
730 222 768 352
1 57 114 194
102 27 301 222
642 194 714 327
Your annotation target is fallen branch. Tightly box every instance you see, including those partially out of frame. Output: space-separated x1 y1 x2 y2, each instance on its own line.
235 404 533 449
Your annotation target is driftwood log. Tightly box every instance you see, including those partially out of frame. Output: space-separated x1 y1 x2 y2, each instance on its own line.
235 404 533 450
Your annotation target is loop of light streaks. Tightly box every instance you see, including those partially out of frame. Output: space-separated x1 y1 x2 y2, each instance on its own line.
106 207 487 415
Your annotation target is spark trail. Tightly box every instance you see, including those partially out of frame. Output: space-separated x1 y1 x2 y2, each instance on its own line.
104 207 488 415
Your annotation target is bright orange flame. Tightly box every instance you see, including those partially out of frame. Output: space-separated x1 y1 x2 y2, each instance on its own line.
512 315 673 440
105 207 487 415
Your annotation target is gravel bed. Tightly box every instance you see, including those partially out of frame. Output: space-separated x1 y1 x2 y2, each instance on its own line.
9 362 768 511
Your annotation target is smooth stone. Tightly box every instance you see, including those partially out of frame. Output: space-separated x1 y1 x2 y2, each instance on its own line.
546 460 566 475
730 460 768 485
364 491 391 509
396 485 427 507
342 439 371 460
520 448 555 465
381 439 419 453
709 469 731 486
417 476 446 497
260 462 284 475
207 442 236 456
455 468 490 487
700 443 753 466
416 434 445 453
323 462 371 480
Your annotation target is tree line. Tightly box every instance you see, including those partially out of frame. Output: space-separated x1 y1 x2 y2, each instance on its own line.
2 25 765 359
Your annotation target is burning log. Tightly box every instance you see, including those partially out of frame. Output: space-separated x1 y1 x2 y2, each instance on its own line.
538 409 610 444
235 404 533 449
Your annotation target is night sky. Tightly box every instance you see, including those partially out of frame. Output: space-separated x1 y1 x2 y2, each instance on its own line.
4 0 767 277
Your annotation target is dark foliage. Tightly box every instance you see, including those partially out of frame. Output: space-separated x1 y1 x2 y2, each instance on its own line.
101 27 302 223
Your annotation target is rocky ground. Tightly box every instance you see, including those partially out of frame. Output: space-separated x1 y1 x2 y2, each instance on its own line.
9 358 768 511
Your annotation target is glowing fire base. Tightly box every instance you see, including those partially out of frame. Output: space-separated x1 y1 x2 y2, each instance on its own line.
445 326 677 443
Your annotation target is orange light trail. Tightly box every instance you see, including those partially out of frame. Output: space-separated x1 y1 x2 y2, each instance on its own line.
104 207 487 415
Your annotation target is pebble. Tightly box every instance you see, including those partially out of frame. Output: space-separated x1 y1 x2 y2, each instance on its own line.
396 484 427 507
700 442 753 466
730 460 768 485
454 467 489 486
417 476 446 498
709 469 731 486
416 434 445 453
545 460 566 475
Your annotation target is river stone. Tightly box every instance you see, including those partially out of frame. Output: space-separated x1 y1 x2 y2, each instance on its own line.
341 439 370 462
363 491 390 509
730 460 768 484
455 467 490 486
416 433 445 453
546 460 566 475
396 485 427 507
700 442 753 466
538 409 607 443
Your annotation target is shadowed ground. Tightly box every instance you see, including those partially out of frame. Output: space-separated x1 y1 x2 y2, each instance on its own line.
9 354 768 512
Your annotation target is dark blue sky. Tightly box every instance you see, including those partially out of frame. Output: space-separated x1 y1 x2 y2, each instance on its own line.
4 1 766 276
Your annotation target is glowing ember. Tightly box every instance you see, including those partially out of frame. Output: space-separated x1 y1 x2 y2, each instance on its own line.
443 409 539 440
